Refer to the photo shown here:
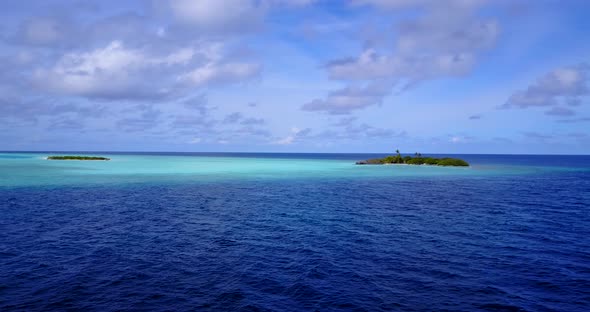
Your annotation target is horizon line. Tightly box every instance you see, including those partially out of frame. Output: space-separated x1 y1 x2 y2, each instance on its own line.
1 150 589 156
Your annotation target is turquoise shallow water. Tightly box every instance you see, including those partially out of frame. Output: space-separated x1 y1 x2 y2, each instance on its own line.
0 152 584 188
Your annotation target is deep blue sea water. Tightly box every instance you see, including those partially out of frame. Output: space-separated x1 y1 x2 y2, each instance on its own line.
1 153 589 311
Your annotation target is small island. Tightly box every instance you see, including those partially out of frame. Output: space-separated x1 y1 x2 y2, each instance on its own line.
47 156 110 161
356 150 469 167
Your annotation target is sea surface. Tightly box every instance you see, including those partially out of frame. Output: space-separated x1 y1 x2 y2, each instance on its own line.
1 152 589 311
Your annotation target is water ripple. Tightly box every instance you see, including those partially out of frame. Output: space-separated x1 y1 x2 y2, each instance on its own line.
1 172 589 311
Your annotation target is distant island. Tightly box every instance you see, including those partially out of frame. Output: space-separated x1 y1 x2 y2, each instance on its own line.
47 156 110 161
356 150 469 167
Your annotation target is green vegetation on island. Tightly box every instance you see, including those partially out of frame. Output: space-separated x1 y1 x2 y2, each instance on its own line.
47 156 110 161
356 150 469 167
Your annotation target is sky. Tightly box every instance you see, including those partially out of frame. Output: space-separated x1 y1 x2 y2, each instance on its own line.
1 0 589 154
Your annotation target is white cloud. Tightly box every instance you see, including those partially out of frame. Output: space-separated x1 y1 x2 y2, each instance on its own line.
181 62 261 87
448 135 473 143
503 64 588 109
158 0 316 34
327 12 498 82
305 0 499 113
162 48 196 65
31 40 258 99
327 49 395 80
271 0 317 6
32 41 147 98
274 127 311 145
351 0 484 10
302 81 392 114
159 0 266 32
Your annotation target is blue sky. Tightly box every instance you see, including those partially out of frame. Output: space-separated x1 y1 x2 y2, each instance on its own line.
1 0 589 154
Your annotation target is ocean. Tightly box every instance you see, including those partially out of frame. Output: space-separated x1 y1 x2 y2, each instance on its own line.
1 152 589 311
